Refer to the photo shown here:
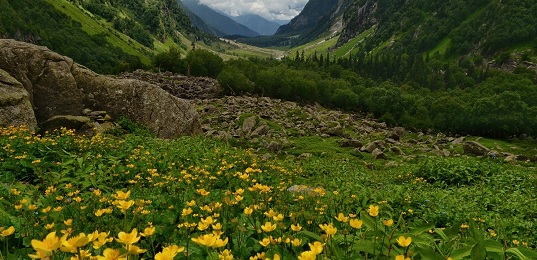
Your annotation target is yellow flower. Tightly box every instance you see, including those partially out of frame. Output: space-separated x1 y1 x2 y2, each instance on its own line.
309 241 324 255
291 238 302 247
219 249 234 260
197 188 210 196
396 236 412 247
113 190 131 200
261 222 277 232
383 219 394 227
92 232 113 249
319 223 337 237
187 200 197 207
368 205 379 217
96 248 126 260
115 200 135 212
155 245 185 260
191 233 228 248
335 213 348 222
0 226 15 237
182 207 193 217
201 216 216 225
298 251 317 260
116 228 141 245
60 233 90 253
259 237 271 247
349 219 363 229
395 255 410 260
244 207 254 216
140 226 155 237
64 219 73 226
44 223 55 230
291 224 302 232
273 214 284 221
127 245 147 255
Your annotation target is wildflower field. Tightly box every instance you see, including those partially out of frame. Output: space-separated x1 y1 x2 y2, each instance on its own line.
0 126 536 259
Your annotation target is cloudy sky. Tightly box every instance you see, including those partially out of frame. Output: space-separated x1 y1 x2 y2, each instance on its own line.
197 0 309 21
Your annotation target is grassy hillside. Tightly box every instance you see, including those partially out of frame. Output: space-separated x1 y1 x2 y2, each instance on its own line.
46 0 153 65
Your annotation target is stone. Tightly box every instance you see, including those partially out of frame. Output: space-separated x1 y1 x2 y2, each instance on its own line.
339 138 363 148
390 146 405 155
298 153 313 159
463 141 490 156
251 124 270 137
0 69 37 131
372 148 387 160
267 141 282 152
242 116 257 134
452 136 465 144
0 39 200 138
361 142 378 153
39 115 93 133
390 127 405 140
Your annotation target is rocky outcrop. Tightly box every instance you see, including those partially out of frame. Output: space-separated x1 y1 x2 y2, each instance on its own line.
0 39 201 138
117 70 221 99
0 69 37 131
463 141 491 156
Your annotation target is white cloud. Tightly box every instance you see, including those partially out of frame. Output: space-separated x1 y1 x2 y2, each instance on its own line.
197 0 308 21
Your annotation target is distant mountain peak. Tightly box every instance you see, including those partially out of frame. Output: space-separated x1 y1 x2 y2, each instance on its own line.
179 0 259 37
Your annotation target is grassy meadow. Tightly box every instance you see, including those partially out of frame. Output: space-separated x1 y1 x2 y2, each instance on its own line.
0 125 536 259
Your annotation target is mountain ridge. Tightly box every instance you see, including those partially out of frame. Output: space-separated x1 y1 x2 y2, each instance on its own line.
180 0 260 37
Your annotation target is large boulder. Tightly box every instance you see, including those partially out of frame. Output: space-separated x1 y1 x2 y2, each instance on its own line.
463 141 490 156
0 69 37 131
0 39 200 138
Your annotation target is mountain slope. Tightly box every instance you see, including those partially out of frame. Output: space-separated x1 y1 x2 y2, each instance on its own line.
276 0 340 36
231 14 281 36
180 0 259 37
337 0 537 57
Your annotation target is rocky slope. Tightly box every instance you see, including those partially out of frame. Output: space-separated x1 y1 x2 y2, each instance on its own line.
117 70 537 163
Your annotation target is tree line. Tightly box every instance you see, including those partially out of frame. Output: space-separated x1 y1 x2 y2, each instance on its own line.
154 46 537 138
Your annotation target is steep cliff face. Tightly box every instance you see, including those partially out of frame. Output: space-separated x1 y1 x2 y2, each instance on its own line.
338 1 379 46
275 0 340 35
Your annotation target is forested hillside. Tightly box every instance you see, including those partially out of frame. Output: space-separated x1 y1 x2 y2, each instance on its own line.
340 0 537 57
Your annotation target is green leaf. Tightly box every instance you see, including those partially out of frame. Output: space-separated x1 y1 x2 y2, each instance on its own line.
299 230 323 241
360 211 376 230
483 239 504 254
469 220 484 243
411 223 435 235
471 243 487 260
352 240 376 254
435 228 448 241
416 246 445 260
516 247 537 259
505 248 530 260
450 245 473 260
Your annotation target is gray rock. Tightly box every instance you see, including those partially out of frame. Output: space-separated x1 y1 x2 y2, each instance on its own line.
372 148 387 160
40 115 93 133
298 153 312 159
267 141 282 152
242 115 257 134
390 127 405 140
361 142 378 153
251 124 270 137
339 138 363 148
0 39 200 138
0 69 37 131
463 141 490 156
452 137 465 144
390 146 405 155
